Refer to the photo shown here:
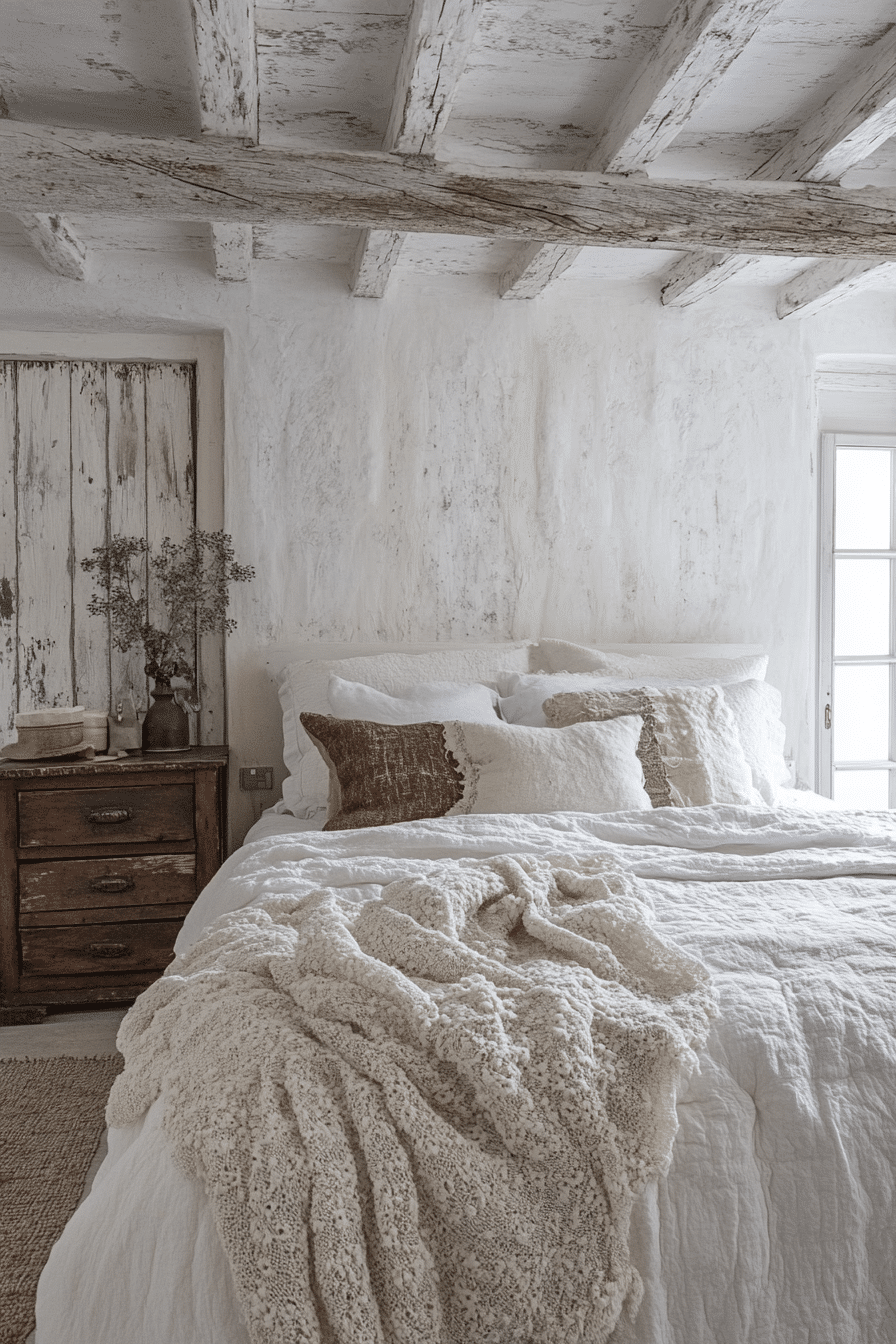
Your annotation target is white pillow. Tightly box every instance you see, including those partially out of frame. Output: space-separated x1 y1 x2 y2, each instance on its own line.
328 675 500 725
721 680 790 804
277 644 533 816
536 639 768 683
540 683 760 808
442 717 652 816
632 685 757 807
498 671 640 727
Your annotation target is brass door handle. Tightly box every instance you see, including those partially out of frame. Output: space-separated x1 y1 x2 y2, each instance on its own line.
88 877 135 893
87 808 131 825
87 942 131 958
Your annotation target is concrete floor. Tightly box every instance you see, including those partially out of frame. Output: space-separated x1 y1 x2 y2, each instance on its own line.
0 1007 126 1060
1 1008 127 1344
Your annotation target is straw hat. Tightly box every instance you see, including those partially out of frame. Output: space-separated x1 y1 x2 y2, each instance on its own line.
0 707 95 761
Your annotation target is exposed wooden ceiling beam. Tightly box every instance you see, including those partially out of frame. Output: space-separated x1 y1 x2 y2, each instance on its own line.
777 259 896 319
594 0 781 174
211 222 253 281
352 0 483 299
191 0 258 281
500 0 780 299
17 213 90 281
191 0 258 142
350 229 406 299
757 25 896 184
498 244 581 300
6 122 896 259
662 24 896 308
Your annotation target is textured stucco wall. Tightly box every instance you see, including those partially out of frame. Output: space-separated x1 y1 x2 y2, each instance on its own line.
1 250 895 841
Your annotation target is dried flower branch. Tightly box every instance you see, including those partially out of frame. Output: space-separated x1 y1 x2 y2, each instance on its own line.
81 529 254 686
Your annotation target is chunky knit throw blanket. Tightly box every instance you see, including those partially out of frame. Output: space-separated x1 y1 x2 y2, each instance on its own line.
108 854 717 1344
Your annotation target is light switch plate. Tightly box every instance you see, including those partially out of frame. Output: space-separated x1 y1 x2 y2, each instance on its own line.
239 766 274 791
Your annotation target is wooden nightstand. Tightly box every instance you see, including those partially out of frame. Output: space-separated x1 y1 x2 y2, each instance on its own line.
0 747 227 1010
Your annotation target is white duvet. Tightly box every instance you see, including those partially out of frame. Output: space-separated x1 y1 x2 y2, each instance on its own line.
37 804 896 1344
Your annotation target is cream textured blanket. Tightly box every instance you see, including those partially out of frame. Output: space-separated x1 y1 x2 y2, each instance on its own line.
108 854 716 1344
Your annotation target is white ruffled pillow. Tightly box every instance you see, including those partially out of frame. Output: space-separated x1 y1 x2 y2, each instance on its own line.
536 639 768 683
328 675 500 725
443 717 652 816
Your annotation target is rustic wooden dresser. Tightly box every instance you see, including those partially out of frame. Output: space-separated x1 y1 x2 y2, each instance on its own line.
0 747 227 1010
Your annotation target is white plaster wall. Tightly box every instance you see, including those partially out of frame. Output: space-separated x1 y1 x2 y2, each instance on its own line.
2 248 895 843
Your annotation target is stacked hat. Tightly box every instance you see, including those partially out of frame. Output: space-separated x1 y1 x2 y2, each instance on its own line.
0 707 96 761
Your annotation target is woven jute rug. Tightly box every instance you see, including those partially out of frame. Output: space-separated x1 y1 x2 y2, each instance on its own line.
0 1054 123 1344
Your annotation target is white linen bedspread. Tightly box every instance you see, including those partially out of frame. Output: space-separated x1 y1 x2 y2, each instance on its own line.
36 805 896 1344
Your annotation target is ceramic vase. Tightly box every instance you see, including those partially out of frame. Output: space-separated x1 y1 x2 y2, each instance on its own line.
142 680 190 752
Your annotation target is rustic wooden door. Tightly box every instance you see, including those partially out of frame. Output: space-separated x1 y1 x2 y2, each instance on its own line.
0 359 221 747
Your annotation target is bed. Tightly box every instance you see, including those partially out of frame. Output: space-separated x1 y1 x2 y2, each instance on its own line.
35 640 896 1344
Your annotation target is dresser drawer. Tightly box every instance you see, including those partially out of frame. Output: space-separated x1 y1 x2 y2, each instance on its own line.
18 784 194 848
19 854 196 921
20 917 183 978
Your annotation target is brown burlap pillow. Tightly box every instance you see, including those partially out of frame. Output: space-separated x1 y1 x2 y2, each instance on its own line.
543 688 674 808
300 713 463 829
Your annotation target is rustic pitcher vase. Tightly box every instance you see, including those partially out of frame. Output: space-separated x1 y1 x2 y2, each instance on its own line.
142 680 190 752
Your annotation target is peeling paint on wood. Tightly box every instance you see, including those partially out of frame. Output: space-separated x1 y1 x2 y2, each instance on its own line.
191 0 259 141
71 361 110 712
17 212 90 280
0 359 203 739
5 122 896 259
0 364 16 744
15 362 73 711
777 258 896 318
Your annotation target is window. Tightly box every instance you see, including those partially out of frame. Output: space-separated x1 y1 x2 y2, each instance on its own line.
819 434 896 807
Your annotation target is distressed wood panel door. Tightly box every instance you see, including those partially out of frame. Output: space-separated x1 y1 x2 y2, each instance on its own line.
0 360 223 746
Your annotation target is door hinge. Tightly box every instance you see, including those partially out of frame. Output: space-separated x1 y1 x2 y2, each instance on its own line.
824 704 832 730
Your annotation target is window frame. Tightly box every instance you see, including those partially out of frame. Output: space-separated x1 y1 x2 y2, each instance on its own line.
818 431 896 804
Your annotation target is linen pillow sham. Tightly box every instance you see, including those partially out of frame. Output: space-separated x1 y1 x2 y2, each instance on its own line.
498 671 650 727
536 638 768 683
442 717 652 816
328 675 500 725
543 688 673 808
278 643 532 816
300 713 463 830
720 679 790 804
543 685 758 808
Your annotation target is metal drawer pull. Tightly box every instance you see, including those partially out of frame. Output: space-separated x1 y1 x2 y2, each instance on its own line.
87 942 131 958
88 876 135 893
87 808 132 825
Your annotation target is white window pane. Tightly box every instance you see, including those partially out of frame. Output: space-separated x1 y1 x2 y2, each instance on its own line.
833 770 891 809
833 664 890 760
835 449 891 550
834 558 891 656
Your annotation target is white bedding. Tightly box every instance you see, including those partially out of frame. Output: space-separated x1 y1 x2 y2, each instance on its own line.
37 804 896 1344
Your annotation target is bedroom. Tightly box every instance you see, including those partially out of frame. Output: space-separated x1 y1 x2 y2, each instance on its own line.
1 1 896 1342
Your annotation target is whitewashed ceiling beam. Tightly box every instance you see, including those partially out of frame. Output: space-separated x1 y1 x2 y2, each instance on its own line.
756 25 896 184
351 0 483 298
777 259 896 319
211 222 253 281
191 0 258 141
350 230 406 299
499 244 581 300
500 0 781 299
8 123 896 259
191 0 258 281
662 24 896 308
17 213 90 281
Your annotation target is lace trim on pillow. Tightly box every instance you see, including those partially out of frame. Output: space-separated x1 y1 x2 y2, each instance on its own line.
543 688 674 808
442 720 480 814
